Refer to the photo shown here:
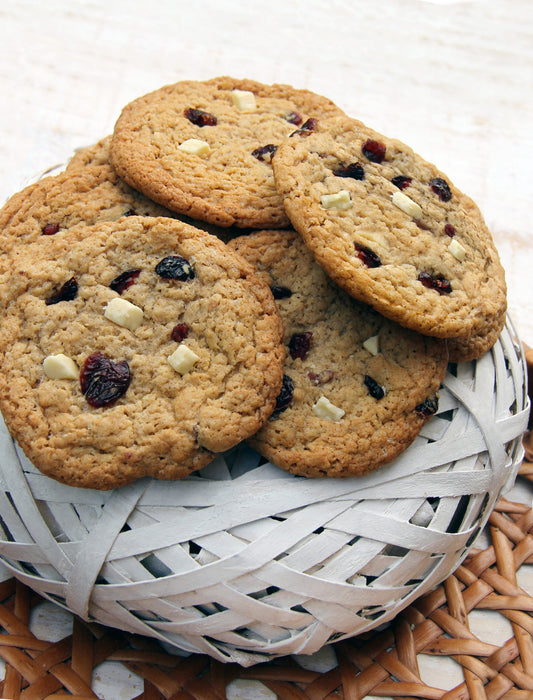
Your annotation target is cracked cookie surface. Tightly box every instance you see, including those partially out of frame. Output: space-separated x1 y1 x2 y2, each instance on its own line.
272 115 507 345
228 229 448 478
110 76 345 228
0 217 284 489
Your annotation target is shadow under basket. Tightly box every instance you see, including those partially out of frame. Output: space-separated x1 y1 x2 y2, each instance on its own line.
0 318 529 666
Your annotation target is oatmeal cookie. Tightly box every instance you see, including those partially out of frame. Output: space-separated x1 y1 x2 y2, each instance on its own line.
272 115 507 343
0 217 284 489
110 76 345 228
229 229 448 478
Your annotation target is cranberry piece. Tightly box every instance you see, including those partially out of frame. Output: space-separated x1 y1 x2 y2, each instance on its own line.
290 118 318 137
155 256 195 280
391 175 412 190
354 243 381 268
444 224 455 237
364 375 385 400
418 271 452 295
285 111 303 125
171 323 189 342
251 144 278 162
45 277 78 305
80 352 131 408
415 395 439 417
271 285 292 299
308 369 334 386
109 269 141 294
289 332 313 360
184 108 217 127
362 139 386 163
274 374 294 412
429 177 452 201
42 223 60 235
333 162 365 180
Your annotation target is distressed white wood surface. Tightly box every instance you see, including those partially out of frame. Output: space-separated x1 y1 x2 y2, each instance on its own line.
0 0 531 695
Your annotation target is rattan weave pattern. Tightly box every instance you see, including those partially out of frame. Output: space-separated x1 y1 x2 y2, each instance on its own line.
0 464 531 699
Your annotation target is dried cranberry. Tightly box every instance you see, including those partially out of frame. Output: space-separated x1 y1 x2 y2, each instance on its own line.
308 369 334 385
391 175 412 190
171 323 189 342
275 375 294 412
415 395 439 417
333 162 365 180
354 243 381 268
285 111 303 125
109 269 141 294
42 223 60 235
290 118 318 137
429 177 452 201
444 224 455 237
45 277 78 305
364 375 385 400
271 285 292 299
184 108 217 127
251 144 278 162
289 332 313 360
80 352 131 408
155 256 195 280
362 139 386 163
418 271 452 294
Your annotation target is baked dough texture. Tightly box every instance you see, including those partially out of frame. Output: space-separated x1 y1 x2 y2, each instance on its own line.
229 229 449 477
0 217 285 489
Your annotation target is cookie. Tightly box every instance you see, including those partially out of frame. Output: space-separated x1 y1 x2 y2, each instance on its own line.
228 229 448 478
446 309 507 362
66 135 112 169
0 164 177 267
110 76 345 229
0 217 285 489
272 115 507 344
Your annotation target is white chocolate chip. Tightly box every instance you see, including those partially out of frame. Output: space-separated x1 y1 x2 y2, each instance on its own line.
177 138 211 156
168 345 200 374
43 354 79 380
448 238 467 261
231 89 256 112
362 334 380 356
321 190 352 210
104 297 144 331
312 396 345 421
392 190 423 219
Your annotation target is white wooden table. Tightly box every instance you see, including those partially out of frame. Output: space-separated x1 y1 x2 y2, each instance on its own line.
0 1 532 696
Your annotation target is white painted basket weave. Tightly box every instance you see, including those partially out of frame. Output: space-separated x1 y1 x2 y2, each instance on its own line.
0 319 529 666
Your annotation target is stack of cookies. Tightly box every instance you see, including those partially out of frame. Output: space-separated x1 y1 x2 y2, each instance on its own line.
0 77 507 490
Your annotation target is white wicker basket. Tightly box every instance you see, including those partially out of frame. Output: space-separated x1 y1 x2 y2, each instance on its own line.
0 319 529 666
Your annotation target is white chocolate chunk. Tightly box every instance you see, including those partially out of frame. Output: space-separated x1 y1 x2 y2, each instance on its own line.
104 297 144 331
448 238 467 261
43 354 79 380
178 138 211 156
231 89 256 112
312 396 345 421
168 345 200 374
392 190 423 219
321 190 352 210
362 334 380 356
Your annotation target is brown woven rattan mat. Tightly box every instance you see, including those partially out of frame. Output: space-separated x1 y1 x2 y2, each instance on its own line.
0 453 530 700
